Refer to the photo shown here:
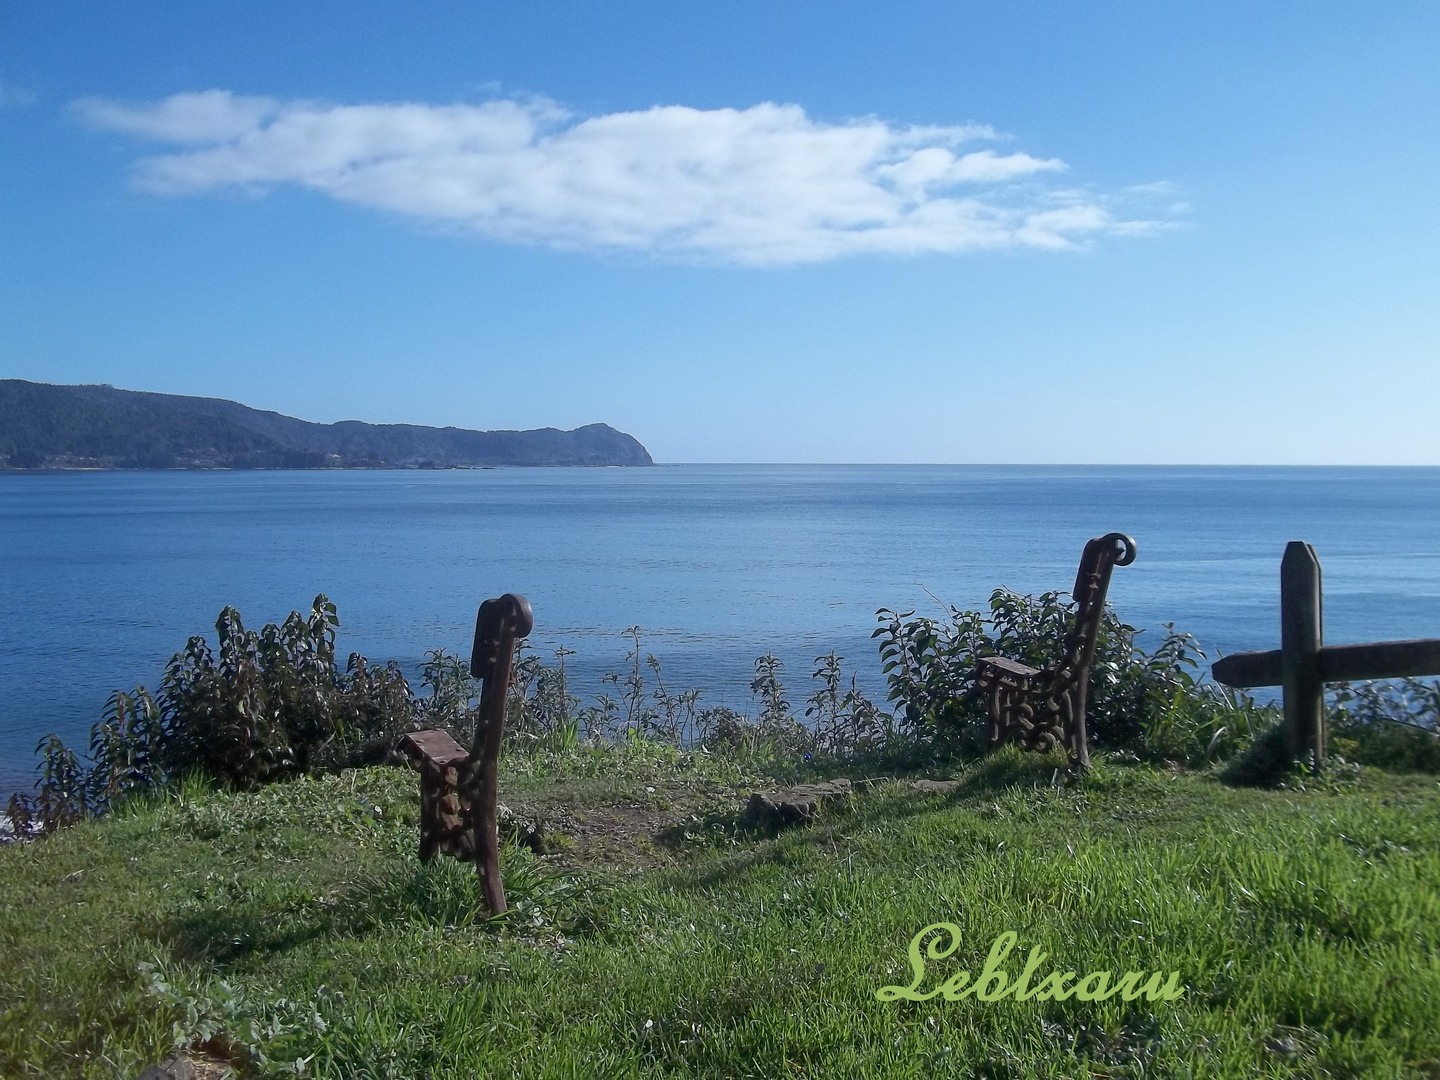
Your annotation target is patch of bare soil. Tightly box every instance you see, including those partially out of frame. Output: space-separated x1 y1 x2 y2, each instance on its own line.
501 778 746 871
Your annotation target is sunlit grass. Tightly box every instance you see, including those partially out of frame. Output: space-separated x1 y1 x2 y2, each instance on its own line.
3 747 1438 1078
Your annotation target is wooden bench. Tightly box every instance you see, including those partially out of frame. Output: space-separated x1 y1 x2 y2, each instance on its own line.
975 532 1136 768
397 592 533 915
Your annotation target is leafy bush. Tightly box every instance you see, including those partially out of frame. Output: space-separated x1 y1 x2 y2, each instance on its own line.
151 596 420 782
514 628 894 763
804 651 897 758
1329 678 1440 772
874 586 1274 765
7 602 910 838
40 588 1440 840
9 596 422 832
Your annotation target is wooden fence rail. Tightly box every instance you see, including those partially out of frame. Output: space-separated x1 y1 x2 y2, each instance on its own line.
1211 541 1440 768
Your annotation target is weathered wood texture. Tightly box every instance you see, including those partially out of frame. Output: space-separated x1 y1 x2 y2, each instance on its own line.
1213 639 1440 688
465 593 534 916
1281 541 1326 761
398 594 533 916
1211 541 1440 770
398 729 473 863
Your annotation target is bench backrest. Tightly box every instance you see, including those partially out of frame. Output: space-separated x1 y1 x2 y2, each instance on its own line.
1058 531 1137 689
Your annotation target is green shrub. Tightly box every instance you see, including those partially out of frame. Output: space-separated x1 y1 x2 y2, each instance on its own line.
9 596 422 832
873 587 1274 765
1329 678 1440 772
150 595 419 782
42 591 1440 837
8 608 903 836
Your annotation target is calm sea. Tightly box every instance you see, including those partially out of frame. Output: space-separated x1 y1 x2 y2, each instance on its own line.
3 465 1439 798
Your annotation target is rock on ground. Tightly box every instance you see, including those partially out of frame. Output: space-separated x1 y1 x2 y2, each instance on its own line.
746 780 853 826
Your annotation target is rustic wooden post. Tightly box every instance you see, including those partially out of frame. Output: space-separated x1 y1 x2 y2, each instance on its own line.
1280 541 1325 767
467 593 533 916
1213 542 1440 772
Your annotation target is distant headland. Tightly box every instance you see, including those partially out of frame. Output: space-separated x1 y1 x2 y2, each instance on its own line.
0 380 654 469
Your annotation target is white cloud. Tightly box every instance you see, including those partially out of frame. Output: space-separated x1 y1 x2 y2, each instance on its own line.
74 90 1179 265
74 90 279 143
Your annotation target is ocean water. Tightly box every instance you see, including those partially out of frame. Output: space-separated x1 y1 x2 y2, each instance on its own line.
3 465 1439 798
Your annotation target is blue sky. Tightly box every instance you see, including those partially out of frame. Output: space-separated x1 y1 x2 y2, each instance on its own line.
2 3 1437 463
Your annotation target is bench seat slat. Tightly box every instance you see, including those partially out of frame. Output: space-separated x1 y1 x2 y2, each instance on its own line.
398 729 470 768
979 656 1041 678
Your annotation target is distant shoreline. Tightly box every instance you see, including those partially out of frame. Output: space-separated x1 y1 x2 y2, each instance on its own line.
1 379 655 469
0 462 649 473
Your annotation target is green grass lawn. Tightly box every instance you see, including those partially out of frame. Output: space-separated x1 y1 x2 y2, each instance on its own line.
3 745 1439 1078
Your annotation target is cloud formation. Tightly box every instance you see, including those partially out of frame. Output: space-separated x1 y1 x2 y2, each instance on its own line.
74 90 1176 265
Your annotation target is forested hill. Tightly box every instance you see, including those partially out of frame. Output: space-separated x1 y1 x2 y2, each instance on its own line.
0 381 654 469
